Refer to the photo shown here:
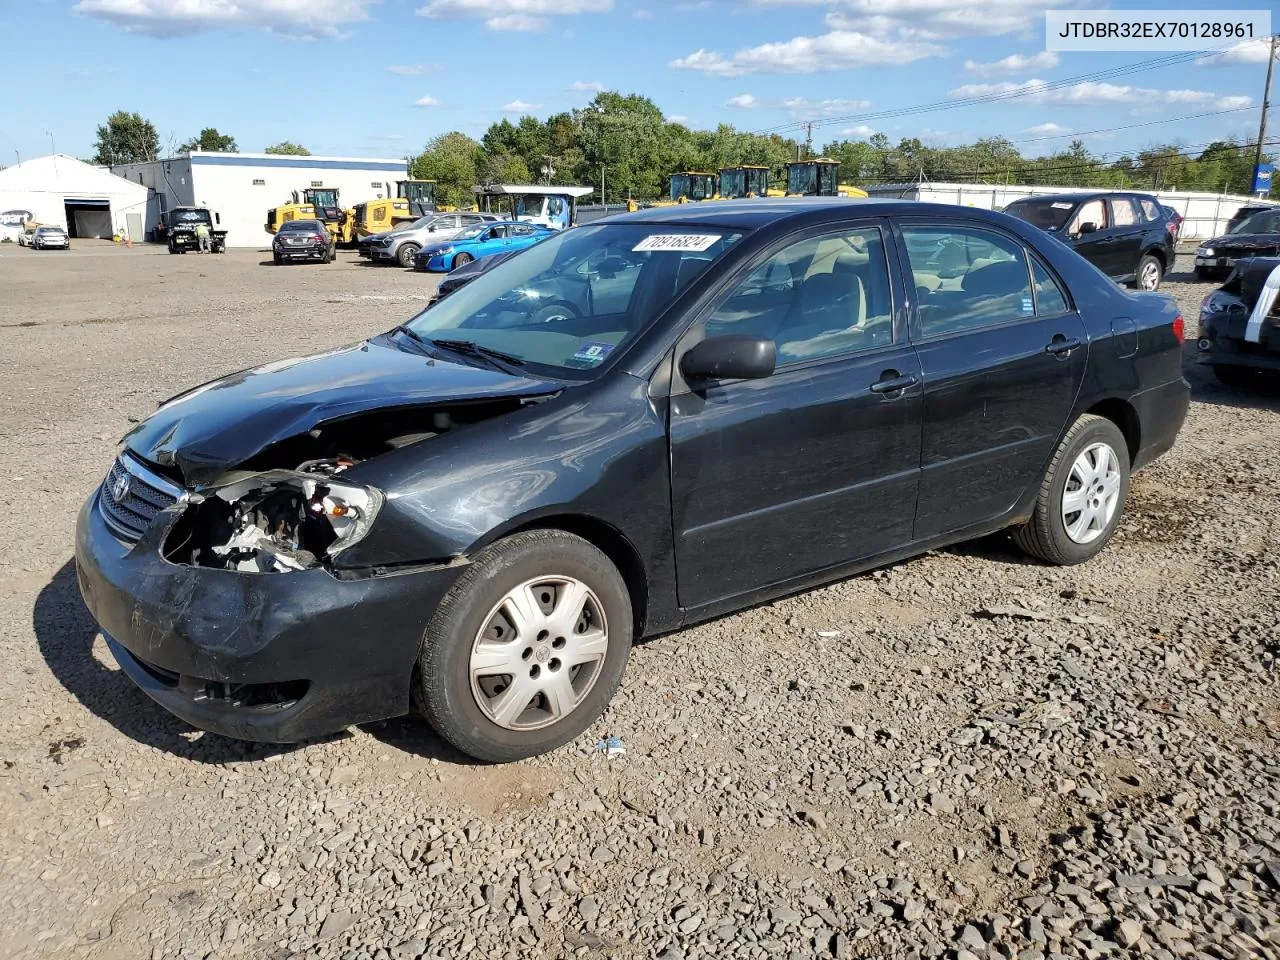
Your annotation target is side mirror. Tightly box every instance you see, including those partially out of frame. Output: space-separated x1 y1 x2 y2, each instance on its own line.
680 335 776 382
1077 221 1098 235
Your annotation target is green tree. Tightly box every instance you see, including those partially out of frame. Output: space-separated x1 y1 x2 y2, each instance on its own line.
264 141 311 156
410 132 482 208
92 110 159 165
181 127 237 152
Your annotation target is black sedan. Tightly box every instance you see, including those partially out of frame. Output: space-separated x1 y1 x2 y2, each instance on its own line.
1196 256 1280 383
272 219 336 264
1003 192 1176 291
1194 206 1280 281
75 199 1189 762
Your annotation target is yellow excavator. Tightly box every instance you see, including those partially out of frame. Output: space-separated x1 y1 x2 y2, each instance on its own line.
785 158 868 198
265 187 352 243
716 165 774 199
350 179 440 239
625 171 717 212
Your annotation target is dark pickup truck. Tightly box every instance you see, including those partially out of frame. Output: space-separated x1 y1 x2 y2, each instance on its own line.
163 207 227 254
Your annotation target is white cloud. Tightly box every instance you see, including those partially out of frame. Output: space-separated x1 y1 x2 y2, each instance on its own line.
783 96 872 116
388 64 430 75
949 78 1252 110
1024 122 1068 135
417 0 613 32
1196 38 1274 67
414 95 441 107
964 51 1059 76
726 94 760 108
632 7 653 17
782 0 1074 39
502 99 544 113
672 30 944 76
668 114 691 123
840 124 877 138
570 80 605 92
487 13 547 30
73 0 376 37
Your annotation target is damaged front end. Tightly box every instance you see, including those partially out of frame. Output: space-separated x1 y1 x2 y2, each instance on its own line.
163 460 381 574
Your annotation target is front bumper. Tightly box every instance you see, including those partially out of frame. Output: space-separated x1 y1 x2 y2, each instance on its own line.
74 488 464 742
369 246 396 261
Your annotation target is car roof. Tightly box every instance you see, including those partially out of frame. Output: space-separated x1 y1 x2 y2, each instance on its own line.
1008 191 1154 205
282 219 323 227
593 197 1028 231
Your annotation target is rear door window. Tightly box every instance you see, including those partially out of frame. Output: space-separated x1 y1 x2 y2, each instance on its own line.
1031 257 1070 315
1110 197 1140 227
901 224 1035 337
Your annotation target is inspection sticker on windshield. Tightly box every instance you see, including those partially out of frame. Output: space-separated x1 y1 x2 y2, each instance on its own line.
1051 202 1074 209
568 341 615 367
633 234 720 252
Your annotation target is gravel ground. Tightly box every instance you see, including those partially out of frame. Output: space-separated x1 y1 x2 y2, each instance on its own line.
0 243 1277 960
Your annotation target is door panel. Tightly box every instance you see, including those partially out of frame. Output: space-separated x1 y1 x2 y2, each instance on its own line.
1106 197 1145 280
670 349 922 606
668 221 922 608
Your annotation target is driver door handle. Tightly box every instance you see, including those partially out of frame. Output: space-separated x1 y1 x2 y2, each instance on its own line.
869 372 919 395
1045 335 1083 356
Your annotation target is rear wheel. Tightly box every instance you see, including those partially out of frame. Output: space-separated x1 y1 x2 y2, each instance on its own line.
452 252 473 269
1133 254 1163 291
417 530 632 763
397 243 420 268
1012 414 1130 565
273 252 283 265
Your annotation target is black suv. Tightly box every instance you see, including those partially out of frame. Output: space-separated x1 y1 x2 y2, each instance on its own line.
1003 192 1176 291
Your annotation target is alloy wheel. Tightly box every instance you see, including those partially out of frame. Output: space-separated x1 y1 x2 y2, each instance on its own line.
1061 442 1121 544
469 576 609 730
1139 260 1161 290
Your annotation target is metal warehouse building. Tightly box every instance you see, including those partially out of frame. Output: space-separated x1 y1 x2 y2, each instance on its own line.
110 151 409 247
0 154 149 242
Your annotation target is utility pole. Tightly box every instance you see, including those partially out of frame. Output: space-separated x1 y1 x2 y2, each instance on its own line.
601 163 606 206
1254 34 1278 197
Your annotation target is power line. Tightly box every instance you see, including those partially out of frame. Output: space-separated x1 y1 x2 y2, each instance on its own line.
755 35 1275 138
999 106 1258 148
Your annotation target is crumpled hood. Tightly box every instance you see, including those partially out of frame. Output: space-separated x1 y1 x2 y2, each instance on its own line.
124 337 561 485
1204 233 1280 252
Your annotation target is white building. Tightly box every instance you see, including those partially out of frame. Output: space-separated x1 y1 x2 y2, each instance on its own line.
110 152 409 247
0 154 149 242
864 181 1276 242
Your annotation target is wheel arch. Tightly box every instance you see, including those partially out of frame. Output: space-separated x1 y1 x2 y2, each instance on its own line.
1083 396 1140 465
1142 244 1167 269
474 513 650 638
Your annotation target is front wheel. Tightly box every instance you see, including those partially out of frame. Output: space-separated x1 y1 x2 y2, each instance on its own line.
1193 266 1211 282
1132 254 1163 291
1012 414 1130 565
417 530 632 763
452 252 473 269
397 243 420 268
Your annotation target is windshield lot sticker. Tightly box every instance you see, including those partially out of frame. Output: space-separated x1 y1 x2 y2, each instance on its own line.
568 341 615 367
633 234 720 252
1051 202 1073 209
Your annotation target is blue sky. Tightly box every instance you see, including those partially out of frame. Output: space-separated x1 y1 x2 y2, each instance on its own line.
0 0 1270 165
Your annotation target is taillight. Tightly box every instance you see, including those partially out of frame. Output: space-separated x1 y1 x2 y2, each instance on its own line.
1172 315 1184 343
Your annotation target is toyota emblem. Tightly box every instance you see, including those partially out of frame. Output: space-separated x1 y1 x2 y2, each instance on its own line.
111 472 131 503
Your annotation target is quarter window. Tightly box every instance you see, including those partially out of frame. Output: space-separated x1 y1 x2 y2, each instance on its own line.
704 226 894 365
1139 198 1161 221
1031 257 1070 316
1111 197 1140 227
902 225 1034 337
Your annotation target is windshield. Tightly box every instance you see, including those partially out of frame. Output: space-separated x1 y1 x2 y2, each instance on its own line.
175 209 211 224
1004 198 1076 231
404 223 743 378
36 226 64 234
307 189 338 207
280 220 322 232
1230 209 1280 235
719 170 744 198
451 225 491 242
787 164 817 196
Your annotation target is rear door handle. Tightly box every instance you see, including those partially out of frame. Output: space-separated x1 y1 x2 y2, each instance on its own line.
869 372 919 395
1045 336 1083 356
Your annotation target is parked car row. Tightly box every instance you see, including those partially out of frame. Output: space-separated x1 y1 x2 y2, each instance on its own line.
355 212 556 273
17 225 70 250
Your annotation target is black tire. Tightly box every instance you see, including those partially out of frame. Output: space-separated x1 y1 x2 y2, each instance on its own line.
1131 254 1163 291
397 243 420 268
417 530 633 763
452 252 473 269
1193 266 1211 282
1012 414 1131 565
1213 365 1254 387
273 252 283 265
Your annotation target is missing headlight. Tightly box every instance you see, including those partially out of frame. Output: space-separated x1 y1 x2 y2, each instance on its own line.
163 468 382 573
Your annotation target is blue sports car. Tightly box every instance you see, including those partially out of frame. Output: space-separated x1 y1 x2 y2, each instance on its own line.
414 221 555 272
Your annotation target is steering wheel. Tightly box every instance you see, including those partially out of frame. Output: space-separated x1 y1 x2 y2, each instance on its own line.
531 300 581 324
